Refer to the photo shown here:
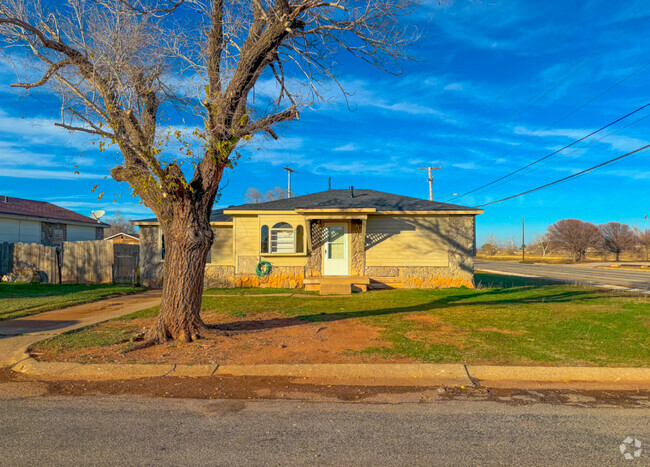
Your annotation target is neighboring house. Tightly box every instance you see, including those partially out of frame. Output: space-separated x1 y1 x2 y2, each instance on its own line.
0 195 109 247
105 232 140 245
135 188 483 292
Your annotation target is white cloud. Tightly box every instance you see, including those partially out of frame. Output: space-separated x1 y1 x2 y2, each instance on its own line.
332 143 359 152
443 82 463 91
0 168 105 180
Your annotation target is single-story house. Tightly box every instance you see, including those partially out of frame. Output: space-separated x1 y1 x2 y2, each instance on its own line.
0 195 109 247
134 188 483 293
105 232 140 245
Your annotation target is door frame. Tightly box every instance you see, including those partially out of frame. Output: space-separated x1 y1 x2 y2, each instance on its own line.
322 221 349 276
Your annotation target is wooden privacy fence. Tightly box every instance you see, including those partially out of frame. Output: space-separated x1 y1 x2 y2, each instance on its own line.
0 240 114 284
61 240 114 284
0 242 60 284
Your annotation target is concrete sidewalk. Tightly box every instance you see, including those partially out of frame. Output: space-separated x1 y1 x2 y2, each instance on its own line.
0 290 161 367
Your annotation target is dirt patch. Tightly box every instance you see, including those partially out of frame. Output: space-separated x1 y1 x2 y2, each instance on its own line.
36 312 405 365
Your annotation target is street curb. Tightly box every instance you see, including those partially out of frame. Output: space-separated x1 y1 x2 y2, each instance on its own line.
12 358 650 390
467 365 650 390
12 359 472 386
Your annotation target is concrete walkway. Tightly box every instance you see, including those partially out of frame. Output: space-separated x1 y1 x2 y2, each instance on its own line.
0 290 161 367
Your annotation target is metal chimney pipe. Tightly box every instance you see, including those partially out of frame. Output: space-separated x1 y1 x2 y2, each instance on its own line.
349 186 354 198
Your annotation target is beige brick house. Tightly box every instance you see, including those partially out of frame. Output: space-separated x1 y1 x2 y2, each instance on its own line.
135 188 482 293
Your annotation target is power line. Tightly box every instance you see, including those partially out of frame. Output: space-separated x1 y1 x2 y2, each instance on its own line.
462 110 650 200
477 144 650 207
436 2 650 196
448 101 650 201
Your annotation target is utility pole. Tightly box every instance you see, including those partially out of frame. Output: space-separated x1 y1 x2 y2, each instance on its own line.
643 214 648 263
417 166 441 201
522 216 526 262
284 166 296 198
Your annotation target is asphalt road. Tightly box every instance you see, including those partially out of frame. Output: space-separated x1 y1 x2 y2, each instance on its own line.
476 260 650 290
0 396 647 466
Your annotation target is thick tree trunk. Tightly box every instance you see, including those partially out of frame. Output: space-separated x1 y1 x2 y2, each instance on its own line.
150 211 213 342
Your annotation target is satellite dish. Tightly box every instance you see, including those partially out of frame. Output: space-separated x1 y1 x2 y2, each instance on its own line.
91 210 106 221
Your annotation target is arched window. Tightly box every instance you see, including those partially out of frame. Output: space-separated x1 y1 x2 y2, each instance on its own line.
270 222 294 253
295 225 304 253
260 225 269 253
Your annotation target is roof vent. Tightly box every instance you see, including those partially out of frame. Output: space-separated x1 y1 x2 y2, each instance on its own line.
2 196 7 203
349 186 354 198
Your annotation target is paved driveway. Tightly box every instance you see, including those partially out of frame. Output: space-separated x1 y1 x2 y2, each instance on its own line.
476 260 650 290
0 291 161 367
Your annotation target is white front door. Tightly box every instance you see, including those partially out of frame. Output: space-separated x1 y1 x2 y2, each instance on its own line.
323 223 349 276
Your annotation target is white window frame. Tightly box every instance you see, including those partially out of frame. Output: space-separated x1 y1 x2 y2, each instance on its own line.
261 222 306 255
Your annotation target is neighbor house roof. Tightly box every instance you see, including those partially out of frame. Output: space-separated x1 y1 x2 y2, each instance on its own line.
105 232 140 241
226 189 482 213
133 209 233 225
0 195 109 227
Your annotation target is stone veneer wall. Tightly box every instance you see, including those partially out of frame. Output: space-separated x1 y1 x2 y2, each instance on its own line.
350 219 366 276
364 215 475 288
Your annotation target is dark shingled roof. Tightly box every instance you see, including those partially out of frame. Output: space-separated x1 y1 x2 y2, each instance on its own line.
0 195 109 227
133 189 480 224
228 189 481 212
134 209 232 224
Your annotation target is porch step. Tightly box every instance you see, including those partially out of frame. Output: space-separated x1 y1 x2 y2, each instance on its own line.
319 282 353 295
304 276 371 295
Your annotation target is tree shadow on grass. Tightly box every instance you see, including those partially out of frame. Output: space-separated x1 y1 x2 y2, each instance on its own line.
208 288 601 333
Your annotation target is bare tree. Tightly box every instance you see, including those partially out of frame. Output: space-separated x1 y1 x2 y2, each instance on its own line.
0 0 420 343
546 219 601 262
598 222 637 262
633 226 650 261
105 211 137 236
264 186 288 200
531 233 551 257
243 187 264 204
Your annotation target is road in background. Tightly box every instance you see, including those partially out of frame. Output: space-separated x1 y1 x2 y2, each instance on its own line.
0 397 648 466
476 260 650 290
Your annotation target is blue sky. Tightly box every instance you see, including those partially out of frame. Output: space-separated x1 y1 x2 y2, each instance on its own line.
1 0 650 245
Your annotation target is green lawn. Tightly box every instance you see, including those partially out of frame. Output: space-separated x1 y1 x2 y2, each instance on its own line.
32 274 650 367
0 283 144 321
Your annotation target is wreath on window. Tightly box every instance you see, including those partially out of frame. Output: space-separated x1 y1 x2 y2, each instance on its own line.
255 260 273 278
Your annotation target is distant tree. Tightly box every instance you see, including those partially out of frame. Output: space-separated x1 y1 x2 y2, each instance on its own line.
598 222 638 262
531 233 551 257
104 211 136 237
480 243 497 256
547 219 601 262
502 238 518 255
633 226 650 261
264 186 289 201
244 188 264 204
244 186 289 203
